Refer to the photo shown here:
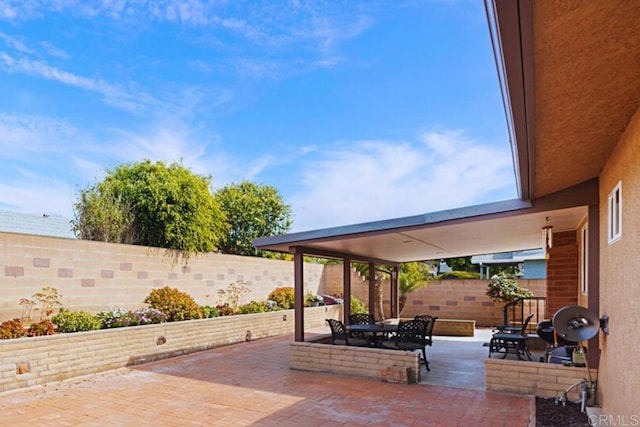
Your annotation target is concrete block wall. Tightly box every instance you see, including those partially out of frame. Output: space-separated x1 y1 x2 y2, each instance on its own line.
485 358 597 400
0 304 341 393
0 232 325 320
2 232 550 329
289 341 420 383
323 264 547 327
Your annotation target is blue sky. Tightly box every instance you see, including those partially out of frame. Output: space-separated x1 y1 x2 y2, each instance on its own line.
0 0 517 232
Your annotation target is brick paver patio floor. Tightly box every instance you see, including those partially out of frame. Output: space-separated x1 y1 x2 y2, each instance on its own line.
0 334 533 426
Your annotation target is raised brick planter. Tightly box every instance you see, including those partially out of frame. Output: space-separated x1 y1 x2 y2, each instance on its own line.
290 341 420 383
485 358 597 400
433 318 475 337
0 305 341 393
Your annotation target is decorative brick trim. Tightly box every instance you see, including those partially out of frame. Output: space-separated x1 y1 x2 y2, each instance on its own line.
33 258 50 268
101 270 114 279
5 266 24 277
81 279 95 288
58 268 73 278
137 271 148 279
120 262 133 271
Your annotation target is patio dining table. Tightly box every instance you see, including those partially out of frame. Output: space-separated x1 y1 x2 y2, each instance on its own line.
346 323 399 334
346 323 398 346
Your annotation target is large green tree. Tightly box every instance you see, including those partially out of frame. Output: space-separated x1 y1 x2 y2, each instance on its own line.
215 181 292 257
73 160 227 253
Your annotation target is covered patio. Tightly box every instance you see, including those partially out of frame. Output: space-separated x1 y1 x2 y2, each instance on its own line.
254 181 597 356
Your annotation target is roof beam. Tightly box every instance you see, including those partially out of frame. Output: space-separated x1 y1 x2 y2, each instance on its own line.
290 246 400 267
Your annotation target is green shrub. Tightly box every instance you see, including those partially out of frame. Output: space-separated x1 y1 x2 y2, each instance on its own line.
350 296 368 314
236 300 268 314
143 286 203 322
52 308 101 333
201 305 220 318
268 287 295 309
216 303 235 316
26 320 55 337
436 271 480 280
0 318 25 339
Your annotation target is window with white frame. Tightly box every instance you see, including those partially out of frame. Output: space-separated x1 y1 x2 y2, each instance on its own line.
607 181 622 244
580 224 588 294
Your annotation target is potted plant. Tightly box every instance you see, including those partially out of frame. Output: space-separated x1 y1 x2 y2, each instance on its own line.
485 274 533 303
305 293 324 307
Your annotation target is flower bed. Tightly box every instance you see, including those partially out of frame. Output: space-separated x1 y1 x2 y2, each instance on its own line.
0 305 341 393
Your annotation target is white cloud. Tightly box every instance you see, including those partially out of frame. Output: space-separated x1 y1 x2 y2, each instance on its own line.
0 52 159 113
289 130 517 231
0 113 78 156
0 30 33 53
40 41 70 59
0 178 75 218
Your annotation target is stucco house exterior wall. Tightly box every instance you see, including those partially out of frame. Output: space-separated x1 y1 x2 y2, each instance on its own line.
597 104 640 418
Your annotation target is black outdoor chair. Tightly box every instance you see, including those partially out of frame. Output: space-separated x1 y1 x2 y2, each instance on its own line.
326 319 369 347
488 313 535 360
414 315 438 370
414 314 438 347
348 313 375 325
381 319 430 370
348 313 376 340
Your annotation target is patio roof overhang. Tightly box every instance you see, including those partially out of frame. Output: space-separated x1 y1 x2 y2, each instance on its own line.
253 179 596 265
488 0 640 200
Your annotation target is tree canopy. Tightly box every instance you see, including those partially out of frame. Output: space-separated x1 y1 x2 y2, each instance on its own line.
73 160 227 253
215 181 292 257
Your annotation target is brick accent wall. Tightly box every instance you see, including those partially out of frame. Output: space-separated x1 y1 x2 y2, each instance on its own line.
485 358 597 400
289 341 420 383
546 231 579 319
0 305 341 393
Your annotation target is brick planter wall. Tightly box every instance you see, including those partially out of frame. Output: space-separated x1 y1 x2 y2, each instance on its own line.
0 305 341 393
290 342 420 383
485 358 597 400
